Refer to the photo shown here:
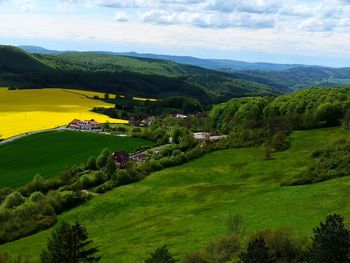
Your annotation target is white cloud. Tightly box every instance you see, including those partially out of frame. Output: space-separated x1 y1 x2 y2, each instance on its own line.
57 0 79 13
83 0 350 33
15 0 34 12
113 11 128 22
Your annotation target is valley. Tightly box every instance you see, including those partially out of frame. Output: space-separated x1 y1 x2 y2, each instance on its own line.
1 44 350 263
1 127 350 262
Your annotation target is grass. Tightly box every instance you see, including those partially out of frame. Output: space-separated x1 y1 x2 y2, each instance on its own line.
0 88 127 139
0 130 154 188
2 127 350 262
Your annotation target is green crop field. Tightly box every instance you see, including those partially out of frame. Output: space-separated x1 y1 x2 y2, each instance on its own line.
0 131 153 188
2 127 350 262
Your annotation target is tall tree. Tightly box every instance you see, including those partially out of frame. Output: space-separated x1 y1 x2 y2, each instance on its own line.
41 221 100 263
308 214 350 263
239 237 274 263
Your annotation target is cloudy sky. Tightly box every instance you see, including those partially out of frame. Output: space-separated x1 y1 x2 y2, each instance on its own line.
1 0 350 66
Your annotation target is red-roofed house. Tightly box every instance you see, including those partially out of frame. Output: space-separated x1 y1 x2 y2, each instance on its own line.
68 119 101 130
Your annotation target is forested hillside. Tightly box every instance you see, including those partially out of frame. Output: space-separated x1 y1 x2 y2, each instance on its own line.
0 45 276 103
229 67 350 91
211 87 350 133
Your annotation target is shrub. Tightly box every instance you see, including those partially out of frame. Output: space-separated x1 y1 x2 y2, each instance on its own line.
183 252 207 263
145 245 176 263
270 131 290 151
58 185 72 192
96 148 111 169
86 156 97 170
79 175 91 189
202 235 240 263
239 237 273 263
0 187 12 204
227 214 244 236
252 229 305 262
3 192 25 209
29 191 45 203
22 174 47 195
95 181 115 193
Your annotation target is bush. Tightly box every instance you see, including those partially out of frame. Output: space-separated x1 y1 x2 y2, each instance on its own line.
239 237 273 263
86 156 97 170
252 229 305 262
203 235 240 263
22 174 47 195
58 185 72 192
96 148 111 169
145 245 176 263
183 252 207 263
29 191 45 203
149 160 163 172
3 192 25 209
0 187 12 204
95 181 115 193
270 131 290 151
80 175 91 189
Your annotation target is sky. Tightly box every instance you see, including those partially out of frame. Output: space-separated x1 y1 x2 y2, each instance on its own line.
0 0 350 67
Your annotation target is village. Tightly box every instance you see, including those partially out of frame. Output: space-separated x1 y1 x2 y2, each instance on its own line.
67 114 227 170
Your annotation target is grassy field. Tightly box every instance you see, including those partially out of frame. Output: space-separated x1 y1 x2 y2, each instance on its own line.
0 130 153 188
0 88 128 139
2 128 350 262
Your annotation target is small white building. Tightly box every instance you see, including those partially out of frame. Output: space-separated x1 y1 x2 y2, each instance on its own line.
193 132 210 140
175 114 188 119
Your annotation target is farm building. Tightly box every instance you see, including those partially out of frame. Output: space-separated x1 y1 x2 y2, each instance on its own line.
175 114 188 119
112 151 129 168
128 116 154 127
130 151 149 162
68 119 101 130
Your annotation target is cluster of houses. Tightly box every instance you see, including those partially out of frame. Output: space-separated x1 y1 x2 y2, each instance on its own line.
68 119 101 130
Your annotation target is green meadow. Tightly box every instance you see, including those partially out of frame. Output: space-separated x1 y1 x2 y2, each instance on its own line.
1 127 350 262
0 131 153 188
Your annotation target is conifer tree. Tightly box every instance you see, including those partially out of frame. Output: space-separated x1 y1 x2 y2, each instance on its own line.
41 221 100 263
308 214 350 263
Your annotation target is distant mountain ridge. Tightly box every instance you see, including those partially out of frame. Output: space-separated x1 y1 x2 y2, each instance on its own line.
20 45 312 71
9 45 350 95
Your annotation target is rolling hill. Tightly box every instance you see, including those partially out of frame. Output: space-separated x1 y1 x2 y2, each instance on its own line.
18 45 350 92
1 127 350 262
229 67 350 91
0 45 277 103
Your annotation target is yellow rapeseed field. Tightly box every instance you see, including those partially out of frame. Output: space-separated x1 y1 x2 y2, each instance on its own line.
0 88 128 139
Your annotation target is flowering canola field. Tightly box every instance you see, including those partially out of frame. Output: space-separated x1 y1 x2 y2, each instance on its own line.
0 88 127 139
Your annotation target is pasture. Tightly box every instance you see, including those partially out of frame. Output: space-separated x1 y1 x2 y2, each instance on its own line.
2 128 350 262
0 88 127 139
0 130 153 188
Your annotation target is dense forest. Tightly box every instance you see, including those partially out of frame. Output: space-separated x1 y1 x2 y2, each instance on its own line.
211 88 350 133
